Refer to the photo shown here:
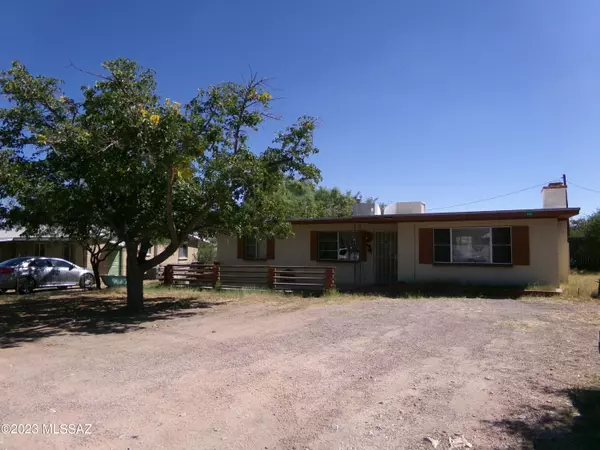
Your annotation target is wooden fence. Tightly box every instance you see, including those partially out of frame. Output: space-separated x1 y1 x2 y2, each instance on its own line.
163 263 335 292
164 264 218 288
569 237 600 271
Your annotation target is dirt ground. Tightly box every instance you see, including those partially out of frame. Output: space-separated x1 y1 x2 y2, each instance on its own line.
1 289 599 449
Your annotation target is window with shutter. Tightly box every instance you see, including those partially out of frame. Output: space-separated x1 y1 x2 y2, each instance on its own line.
429 226 516 265
315 231 361 261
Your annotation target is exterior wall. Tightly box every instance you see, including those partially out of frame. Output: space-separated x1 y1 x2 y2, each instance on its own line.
218 223 397 288
90 242 198 275
557 220 569 284
401 218 562 287
0 241 86 267
218 218 568 288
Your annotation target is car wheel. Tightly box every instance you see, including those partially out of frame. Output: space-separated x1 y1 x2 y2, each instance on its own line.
17 277 36 295
79 273 94 290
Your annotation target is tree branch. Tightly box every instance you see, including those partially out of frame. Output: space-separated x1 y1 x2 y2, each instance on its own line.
166 165 178 244
138 238 152 263
139 241 178 271
67 62 111 81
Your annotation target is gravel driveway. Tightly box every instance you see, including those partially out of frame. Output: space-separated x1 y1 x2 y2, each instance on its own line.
1 294 599 449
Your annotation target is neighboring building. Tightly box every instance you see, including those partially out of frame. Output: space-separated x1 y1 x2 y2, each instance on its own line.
98 240 199 276
0 230 86 266
217 183 579 288
0 231 199 275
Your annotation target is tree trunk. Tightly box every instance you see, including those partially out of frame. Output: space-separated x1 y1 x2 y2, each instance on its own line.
90 256 102 290
126 242 144 312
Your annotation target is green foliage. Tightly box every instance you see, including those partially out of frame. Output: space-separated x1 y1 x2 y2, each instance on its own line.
277 179 356 218
571 210 600 245
0 58 321 308
323 288 342 297
195 238 217 263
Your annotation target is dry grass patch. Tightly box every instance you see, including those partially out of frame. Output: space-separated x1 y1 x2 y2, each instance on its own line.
561 271 600 300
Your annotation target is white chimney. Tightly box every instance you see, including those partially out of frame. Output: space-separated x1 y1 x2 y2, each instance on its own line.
541 182 567 208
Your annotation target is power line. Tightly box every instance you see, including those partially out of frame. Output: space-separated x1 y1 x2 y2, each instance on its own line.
427 182 553 211
569 181 600 194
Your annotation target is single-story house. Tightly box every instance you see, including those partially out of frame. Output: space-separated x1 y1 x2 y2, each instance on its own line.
0 230 199 275
0 231 86 266
216 183 579 288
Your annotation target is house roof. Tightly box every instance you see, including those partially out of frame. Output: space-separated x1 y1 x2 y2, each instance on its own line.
0 229 27 242
0 229 72 242
0 228 200 245
289 207 580 225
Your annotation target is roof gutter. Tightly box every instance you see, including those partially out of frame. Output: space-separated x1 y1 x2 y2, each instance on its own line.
289 208 580 225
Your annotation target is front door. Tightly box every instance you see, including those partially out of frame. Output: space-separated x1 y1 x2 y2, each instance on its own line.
374 231 398 284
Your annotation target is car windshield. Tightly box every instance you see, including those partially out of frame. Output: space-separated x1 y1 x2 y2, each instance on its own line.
0 257 32 267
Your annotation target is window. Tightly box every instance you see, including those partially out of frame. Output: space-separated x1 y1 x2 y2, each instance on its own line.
318 231 360 261
52 259 74 269
29 259 53 268
178 244 189 260
491 227 512 264
63 243 75 262
244 237 267 260
433 227 511 264
0 257 30 267
34 243 46 257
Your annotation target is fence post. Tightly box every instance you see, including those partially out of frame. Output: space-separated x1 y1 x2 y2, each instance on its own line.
268 266 275 290
164 265 174 286
212 263 220 288
325 268 335 290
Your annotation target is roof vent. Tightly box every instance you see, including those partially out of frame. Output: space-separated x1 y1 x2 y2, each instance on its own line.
384 202 426 215
352 203 381 216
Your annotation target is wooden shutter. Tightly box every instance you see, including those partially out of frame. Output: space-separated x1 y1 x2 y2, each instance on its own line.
310 231 318 261
237 237 245 259
512 226 530 265
419 228 433 264
266 238 275 260
359 231 368 262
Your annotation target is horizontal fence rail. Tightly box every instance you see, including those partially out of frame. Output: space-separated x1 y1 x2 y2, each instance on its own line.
162 264 335 292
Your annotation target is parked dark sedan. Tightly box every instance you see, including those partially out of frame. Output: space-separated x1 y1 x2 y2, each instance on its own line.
0 257 94 295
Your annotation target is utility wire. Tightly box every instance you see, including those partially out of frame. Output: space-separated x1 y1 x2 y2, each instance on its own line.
427 181 555 211
569 181 600 194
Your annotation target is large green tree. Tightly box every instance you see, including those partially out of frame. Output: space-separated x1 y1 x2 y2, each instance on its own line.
0 59 320 310
571 210 600 245
278 180 357 218
0 155 120 290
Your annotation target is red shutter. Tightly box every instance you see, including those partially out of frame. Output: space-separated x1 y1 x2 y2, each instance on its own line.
512 226 530 265
266 238 275 260
237 237 245 259
310 231 318 261
419 228 433 264
359 231 368 262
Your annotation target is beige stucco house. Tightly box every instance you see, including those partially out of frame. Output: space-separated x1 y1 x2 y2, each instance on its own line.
0 231 86 266
217 183 579 289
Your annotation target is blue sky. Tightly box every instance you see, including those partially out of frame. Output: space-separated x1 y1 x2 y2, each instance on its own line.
2 0 599 215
